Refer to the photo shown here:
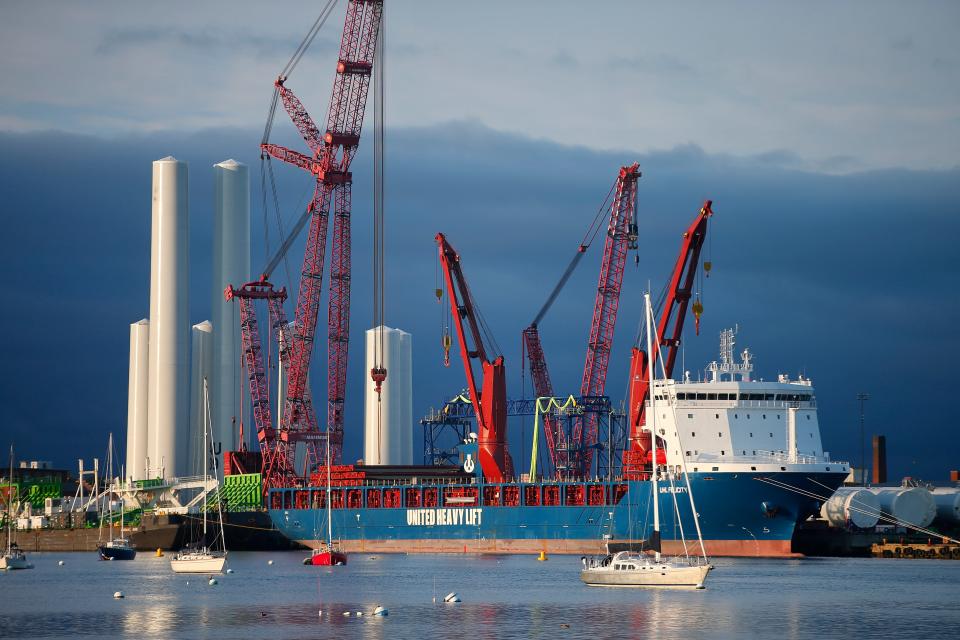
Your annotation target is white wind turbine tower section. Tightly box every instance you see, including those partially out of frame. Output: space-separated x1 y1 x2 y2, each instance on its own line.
189 321 213 475
125 319 149 481
364 326 413 465
211 159 250 454
147 156 190 479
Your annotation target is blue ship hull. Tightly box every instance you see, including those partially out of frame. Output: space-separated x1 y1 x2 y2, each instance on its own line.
268 471 846 557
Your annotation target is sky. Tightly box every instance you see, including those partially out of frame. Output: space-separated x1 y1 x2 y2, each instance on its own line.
0 1 958 482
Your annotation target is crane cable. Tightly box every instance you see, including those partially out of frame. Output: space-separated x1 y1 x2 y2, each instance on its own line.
370 13 388 461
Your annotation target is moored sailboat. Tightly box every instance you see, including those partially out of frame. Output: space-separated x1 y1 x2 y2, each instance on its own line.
306 433 347 566
581 293 712 588
98 435 136 561
171 379 227 574
1 446 33 571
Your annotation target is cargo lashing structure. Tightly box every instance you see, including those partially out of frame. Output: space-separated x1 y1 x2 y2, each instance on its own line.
227 0 384 493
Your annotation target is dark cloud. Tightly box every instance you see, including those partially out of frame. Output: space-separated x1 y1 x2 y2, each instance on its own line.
0 123 957 482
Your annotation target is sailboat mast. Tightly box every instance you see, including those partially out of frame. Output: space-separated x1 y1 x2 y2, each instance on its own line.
6 445 12 555
203 380 208 545
645 293 660 562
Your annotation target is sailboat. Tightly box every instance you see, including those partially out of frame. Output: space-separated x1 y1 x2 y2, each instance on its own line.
171 379 227 574
580 293 712 588
305 433 347 566
1 445 32 571
98 434 136 560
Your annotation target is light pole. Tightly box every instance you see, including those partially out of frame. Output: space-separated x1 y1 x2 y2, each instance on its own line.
857 393 870 485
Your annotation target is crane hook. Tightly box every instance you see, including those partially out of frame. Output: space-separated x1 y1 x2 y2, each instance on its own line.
692 298 704 335
442 332 452 367
370 366 387 400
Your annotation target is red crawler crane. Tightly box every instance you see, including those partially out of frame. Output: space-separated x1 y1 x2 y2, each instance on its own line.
523 164 640 477
436 233 512 480
622 200 713 479
258 0 383 478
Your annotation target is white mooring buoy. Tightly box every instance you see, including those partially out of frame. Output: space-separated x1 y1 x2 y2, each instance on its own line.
58 560 65 566
373 606 388 617
267 560 274 566
208 578 218 586
343 611 351 617
444 592 461 603
113 591 124 599
226 568 234 574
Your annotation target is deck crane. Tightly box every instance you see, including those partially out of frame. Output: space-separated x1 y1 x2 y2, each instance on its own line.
523 164 640 477
226 0 383 492
622 200 713 479
436 233 513 480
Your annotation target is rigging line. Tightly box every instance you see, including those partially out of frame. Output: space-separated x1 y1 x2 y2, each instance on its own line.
280 0 339 81
261 88 280 146
260 159 271 270
579 177 618 249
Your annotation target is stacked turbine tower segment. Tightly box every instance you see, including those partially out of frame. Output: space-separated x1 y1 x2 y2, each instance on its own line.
211 159 251 454
364 326 413 465
146 156 190 479
189 321 213 474
125 319 150 480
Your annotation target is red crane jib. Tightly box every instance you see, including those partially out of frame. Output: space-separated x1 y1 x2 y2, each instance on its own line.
574 163 641 477
623 200 713 479
522 326 567 474
257 0 383 480
436 233 511 481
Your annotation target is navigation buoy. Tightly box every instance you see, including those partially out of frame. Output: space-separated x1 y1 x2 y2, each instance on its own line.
113 591 124 599
444 592 461 603
208 578 218 586
156 548 163 557
58 560 65 566
537 551 548 561
373 606 388 617
268 560 274 566
226 568 234 574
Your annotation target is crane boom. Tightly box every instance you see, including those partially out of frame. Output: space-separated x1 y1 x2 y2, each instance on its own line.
573 163 640 476
261 0 383 474
436 233 511 480
623 200 713 478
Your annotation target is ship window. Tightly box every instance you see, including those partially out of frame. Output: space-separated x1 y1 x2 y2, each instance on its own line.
707 393 717 400
685 451 691 457
747 414 751 419
687 414 693 419
749 432 753 437
715 414 719 419
753 451 756 455
780 466 787 471
742 450 746 455
778 415 781 420
691 432 696 437
765 394 774 401
677 393 686 400
721 451 725 455
807 415 811 420
763 414 766 419
693 467 698 471
810 432 813 437
712 467 719 471
697 393 707 400
769 433 773 437
718 432 722 437
734 414 738 419
751 466 757 471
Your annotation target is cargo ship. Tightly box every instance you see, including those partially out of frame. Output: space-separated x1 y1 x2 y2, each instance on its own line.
267 330 850 557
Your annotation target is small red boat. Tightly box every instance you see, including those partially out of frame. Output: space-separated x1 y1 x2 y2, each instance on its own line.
306 544 347 566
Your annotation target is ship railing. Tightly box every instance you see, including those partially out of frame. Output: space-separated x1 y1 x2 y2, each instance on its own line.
665 400 817 409
686 450 825 464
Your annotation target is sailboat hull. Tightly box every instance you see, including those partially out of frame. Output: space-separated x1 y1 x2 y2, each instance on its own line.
0 554 33 570
581 562 711 588
170 553 227 573
99 545 137 561
307 549 348 566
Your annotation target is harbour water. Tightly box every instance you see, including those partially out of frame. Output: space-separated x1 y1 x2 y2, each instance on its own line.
1 553 957 639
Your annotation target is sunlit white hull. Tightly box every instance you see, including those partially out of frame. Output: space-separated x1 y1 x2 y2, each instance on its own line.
170 552 227 574
581 559 711 588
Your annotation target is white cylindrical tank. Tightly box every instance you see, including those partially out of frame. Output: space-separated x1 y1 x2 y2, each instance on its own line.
820 488 881 529
931 488 960 524
211 159 250 455
147 156 190 479
364 326 413 465
868 487 937 529
125 319 149 481
189 321 214 475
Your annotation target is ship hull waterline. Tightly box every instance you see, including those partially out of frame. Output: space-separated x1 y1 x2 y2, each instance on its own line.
269 471 845 558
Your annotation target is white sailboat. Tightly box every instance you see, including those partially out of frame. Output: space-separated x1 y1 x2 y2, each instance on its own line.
171 379 227 574
581 293 712 588
1 445 32 571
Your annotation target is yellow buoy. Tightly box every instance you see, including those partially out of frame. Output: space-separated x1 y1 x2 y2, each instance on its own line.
156 548 164 557
537 550 548 561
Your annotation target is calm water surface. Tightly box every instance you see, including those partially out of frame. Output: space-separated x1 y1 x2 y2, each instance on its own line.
1 552 958 639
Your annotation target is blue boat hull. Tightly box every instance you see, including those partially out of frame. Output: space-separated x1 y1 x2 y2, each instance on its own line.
98 545 137 561
268 471 845 557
